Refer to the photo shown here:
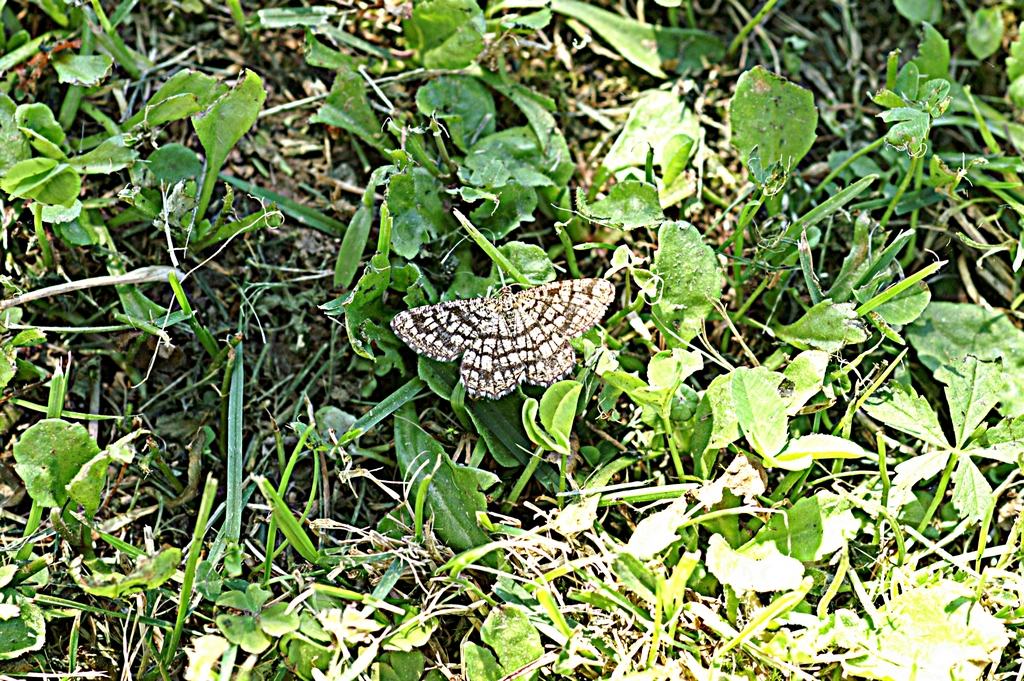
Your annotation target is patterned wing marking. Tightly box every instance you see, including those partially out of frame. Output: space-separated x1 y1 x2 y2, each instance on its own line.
525 340 575 387
460 314 531 399
390 298 492 362
516 278 615 339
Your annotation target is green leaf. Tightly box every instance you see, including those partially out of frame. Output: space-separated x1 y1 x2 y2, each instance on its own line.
416 76 496 152
908 302 1024 417
0 596 45 661
461 127 565 189
732 368 788 458
1008 22 1024 82
377 651 426 681
782 350 829 414
705 534 804 594
15 103 65 157
13 419 100 508
841 579 1007 680
394 404 495 554
951 455 993 524
147 143 202 183
494 242 554 285
217 613 271 654
549 0 724 77
771 433 869 471
894 0 941 24
311 60 389 152
66 431 138 517
967 7 1004 60
191 69 267 218
260 602 300 637
527 380 582 456
51 53 113 85
387 167 455 259
480 606 543 674
729 67 818 177
0 94 31 175
877 106 930 156
469 183 538 240
73 548 181 598
579 180 664 229
0 157 81 206
692 374 741 454
463 642 503 681
754 492 861 562
651 221 722 344
69 135 138 175
403 0 485 69
125 69 227 128
775 300 867 353
863 382 949 450
936 357 1003 448
873 280 930 326
601 90 700 176
913 23 950 79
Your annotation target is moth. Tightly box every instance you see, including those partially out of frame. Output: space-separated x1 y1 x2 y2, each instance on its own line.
391 278 615 399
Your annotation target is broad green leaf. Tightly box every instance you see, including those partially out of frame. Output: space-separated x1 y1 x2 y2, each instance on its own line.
770 433 869 471
73 548 181 598
494 242 554 285
601 89 700 186
462 127 564 189
878 106 930 156
652 221 722 344
15 103 65 158
67 431 138 517
51 53 113 85
894 0 941 24
705 534 804 594
0 345 15 391
967 7 1004 60
217 613 271 654
873 280 930 326
889 449 951 509
863 382 949 450
394 404 495 554
403 0 485 69
537 380 582 455
463 642 503 681
125 69 227 128
908 302 1024 417
936 357 1002 448
730 67 818 177
469 183 538 240
841 579 1008 681
753 492 861 562
13 419 99 508
0 94 30 175
311 60 389 152
579 180 664 229
191 69 267 217
624 498 688 559
692 373 741 454
913 23 950 79
387 167 455 259
377 651 426 681
969 415 1024 464
480 606 543 675
732 368 788 458
416 75 496 152
0 596 45 661
951 455 993 524
69 135 138 175
775 300 867 353
782 350 829 414
550 0 724 77
0 157 81 206
148 143 202 183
